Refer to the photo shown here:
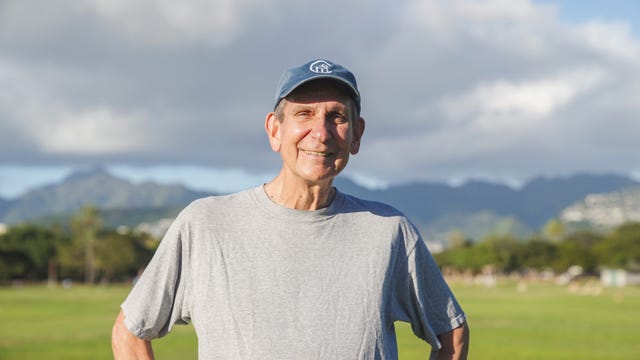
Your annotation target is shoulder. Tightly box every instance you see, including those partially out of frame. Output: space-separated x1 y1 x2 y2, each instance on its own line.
188 188 253 207
177 188 257 224
339 191 407 219
338 191 423 250
338 192 417 233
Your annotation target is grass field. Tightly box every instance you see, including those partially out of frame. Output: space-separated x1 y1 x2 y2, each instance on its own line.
1 281 639 359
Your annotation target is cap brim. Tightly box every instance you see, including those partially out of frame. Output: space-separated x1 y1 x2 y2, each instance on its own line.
280 74 360 102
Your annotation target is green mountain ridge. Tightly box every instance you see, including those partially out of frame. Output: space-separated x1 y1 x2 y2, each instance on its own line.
0 168 212 224
2 169 639 244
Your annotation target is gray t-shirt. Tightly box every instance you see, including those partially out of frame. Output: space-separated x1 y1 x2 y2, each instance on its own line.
122 186 466 359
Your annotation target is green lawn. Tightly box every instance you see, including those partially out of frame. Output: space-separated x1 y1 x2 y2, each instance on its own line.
0 282 638 359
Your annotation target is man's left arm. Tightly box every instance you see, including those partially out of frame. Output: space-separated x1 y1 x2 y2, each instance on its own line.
430 323 470 360
398 220 469 358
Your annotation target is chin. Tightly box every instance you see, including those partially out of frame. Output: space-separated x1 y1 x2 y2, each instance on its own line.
296 163 347 183
301 171 340 184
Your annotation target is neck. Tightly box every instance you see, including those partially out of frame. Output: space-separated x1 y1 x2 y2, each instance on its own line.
264 173 336 210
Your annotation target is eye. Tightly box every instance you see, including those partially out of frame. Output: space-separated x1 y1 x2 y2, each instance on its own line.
330 112 348 124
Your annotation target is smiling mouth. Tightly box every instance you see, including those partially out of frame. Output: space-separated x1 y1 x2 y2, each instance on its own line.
304 150 332 157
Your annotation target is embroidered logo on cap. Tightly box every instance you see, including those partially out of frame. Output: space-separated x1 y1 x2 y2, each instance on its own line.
309 60 333 74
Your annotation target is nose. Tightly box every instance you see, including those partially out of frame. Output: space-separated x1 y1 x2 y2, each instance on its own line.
309 116 332 141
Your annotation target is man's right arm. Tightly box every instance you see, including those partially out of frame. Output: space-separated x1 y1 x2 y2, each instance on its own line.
112 310 155 360
429 323 470 360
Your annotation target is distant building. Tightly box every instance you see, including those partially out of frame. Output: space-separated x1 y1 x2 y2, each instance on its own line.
135 218 175 239
426 241 444 254
0 223 7 236
561 188 640 227
601 269 640 287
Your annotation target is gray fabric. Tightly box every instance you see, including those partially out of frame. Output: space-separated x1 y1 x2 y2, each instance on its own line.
121 186 466 359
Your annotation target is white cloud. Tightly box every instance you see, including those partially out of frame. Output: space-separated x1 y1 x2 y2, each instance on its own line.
441 68 607 130
38 107 149 155
0 56 150 156
1 0 639 186
0 1 72 37
403 0 556 55
575 20 640 62
453 0 545 21
406 0 550 33
1 0 279 48
79 0 275 47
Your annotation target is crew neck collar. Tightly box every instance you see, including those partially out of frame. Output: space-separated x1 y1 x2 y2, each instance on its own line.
252 185 345 221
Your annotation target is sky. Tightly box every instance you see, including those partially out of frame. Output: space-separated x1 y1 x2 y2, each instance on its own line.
1 0 639 198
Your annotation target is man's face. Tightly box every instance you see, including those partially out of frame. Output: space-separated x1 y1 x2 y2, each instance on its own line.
265 80 365 185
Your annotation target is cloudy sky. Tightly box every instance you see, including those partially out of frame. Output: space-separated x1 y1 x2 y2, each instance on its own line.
1 0 639 198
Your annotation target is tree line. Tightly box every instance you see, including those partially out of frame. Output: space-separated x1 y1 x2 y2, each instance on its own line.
1 206 640 285
0 206 156 285
434 222 640 275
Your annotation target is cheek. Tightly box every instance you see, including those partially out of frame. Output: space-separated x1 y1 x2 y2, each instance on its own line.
336 127 353 145
291 126 309 138
285 125 312 145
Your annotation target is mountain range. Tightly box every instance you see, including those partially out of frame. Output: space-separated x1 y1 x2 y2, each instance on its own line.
0 168 210 225
333 174 640 243
1 168 639 244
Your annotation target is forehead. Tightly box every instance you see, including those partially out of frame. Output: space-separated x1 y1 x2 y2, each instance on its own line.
284 79 353 109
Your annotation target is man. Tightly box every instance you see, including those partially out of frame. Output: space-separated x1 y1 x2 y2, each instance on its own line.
112 59 469 359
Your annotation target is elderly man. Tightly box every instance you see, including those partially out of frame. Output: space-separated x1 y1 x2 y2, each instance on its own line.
112 59 469 359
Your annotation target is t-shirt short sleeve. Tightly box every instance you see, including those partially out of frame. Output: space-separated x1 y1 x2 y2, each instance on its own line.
121 211 193 340
392 220 466 349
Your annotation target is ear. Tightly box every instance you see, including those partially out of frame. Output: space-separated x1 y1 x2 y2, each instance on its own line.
349 116 365 155
265 112 282 152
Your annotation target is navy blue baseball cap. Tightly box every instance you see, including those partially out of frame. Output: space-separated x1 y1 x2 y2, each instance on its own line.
274 59 361 113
